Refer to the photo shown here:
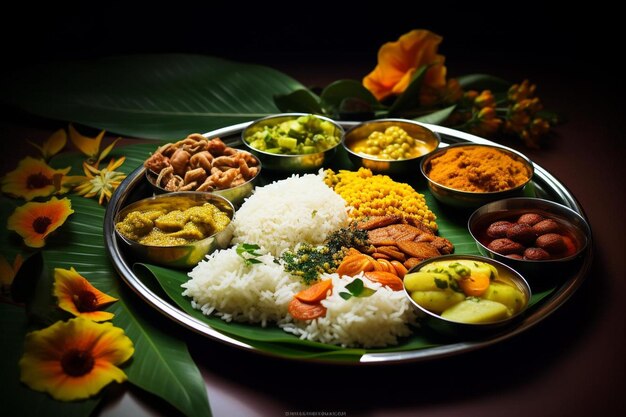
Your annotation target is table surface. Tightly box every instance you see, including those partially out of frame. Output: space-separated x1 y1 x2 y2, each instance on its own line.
1 63 624 417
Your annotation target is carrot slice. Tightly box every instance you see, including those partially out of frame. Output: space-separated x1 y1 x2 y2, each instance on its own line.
459 272 490 296
390 260 408 278
288 298 327 320
363 271 404 291
377 259 395 274
294 279 333 303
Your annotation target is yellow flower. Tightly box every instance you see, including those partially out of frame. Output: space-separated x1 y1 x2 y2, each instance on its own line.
29 129 67 160
7 197 74 248
363 29 447 101
69 124 120 165
1 157 72 201
74 158 126 205
19 317 134 401
0 253 23 293
54 267 118 322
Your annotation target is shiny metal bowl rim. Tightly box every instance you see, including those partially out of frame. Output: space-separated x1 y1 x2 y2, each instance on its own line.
420 142 535 196
342 118 441 164
240 112 344 158
404 254 533 328
114 191 235 249
467 197 591 264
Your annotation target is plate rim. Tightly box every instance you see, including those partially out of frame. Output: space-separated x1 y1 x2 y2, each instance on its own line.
104 121 593 365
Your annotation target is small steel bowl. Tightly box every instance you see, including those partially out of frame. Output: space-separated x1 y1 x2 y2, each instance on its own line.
404 254 532 338
241 113 344 172
420 143 534 208
114 192 234 269
145 150 261 207
468 197 591 283
343 119 440 174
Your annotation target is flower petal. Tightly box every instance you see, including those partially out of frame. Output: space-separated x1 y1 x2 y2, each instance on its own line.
54 267 118 321
7 197 74 248
0 253 23 289
96 138 121 165
43 129 68 159
69 124 104 159
19 318 133 401
362 29 448 101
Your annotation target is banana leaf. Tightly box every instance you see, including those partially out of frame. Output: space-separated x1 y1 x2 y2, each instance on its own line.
101 141 558 361
0 55 304 140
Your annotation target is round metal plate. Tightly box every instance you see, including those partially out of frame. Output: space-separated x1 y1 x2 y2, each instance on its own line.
104 122 593 364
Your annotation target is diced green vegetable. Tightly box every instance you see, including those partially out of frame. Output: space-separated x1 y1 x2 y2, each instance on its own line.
244 115 340 155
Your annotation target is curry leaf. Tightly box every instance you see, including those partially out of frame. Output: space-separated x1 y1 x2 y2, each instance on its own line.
341 278 376 300
0 55 304 140
457 74 511 92
414 105 457 125
236 243 264 266
273 88 324 114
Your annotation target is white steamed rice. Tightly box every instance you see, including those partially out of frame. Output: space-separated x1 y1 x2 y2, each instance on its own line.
183 172 416 347
280 273 417 348
231 172 349 257
183 246 304 326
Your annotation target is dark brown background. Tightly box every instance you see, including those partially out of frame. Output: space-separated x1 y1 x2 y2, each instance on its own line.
1 4 624 417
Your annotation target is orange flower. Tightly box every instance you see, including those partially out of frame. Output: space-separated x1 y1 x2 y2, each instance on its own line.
0 253 23 293
363 29 447 102
54 267 118 322
29 129 67 160
19 317 134 401
7 197 74 248
1 157 72 201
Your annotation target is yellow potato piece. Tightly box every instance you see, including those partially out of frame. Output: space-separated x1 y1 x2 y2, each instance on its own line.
482 282 526 314
410 290 465 314
404 272 456 292
441 299 511 324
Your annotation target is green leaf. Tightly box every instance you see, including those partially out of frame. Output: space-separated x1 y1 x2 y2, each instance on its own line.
388 65 428 116
321 80 379 107
273 88 324 114
0 303 101 417
37 195 211 417
320 80 379 118
112 295 211 417
413 105 457 125
457 74 511 92
0 54 304 140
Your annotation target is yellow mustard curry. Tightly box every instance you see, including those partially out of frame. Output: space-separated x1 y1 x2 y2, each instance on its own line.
116 202 230 246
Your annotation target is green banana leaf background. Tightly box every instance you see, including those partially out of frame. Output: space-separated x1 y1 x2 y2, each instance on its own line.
0 55 557 417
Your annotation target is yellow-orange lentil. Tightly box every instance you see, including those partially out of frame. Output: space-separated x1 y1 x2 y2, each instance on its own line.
324 168 437 231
